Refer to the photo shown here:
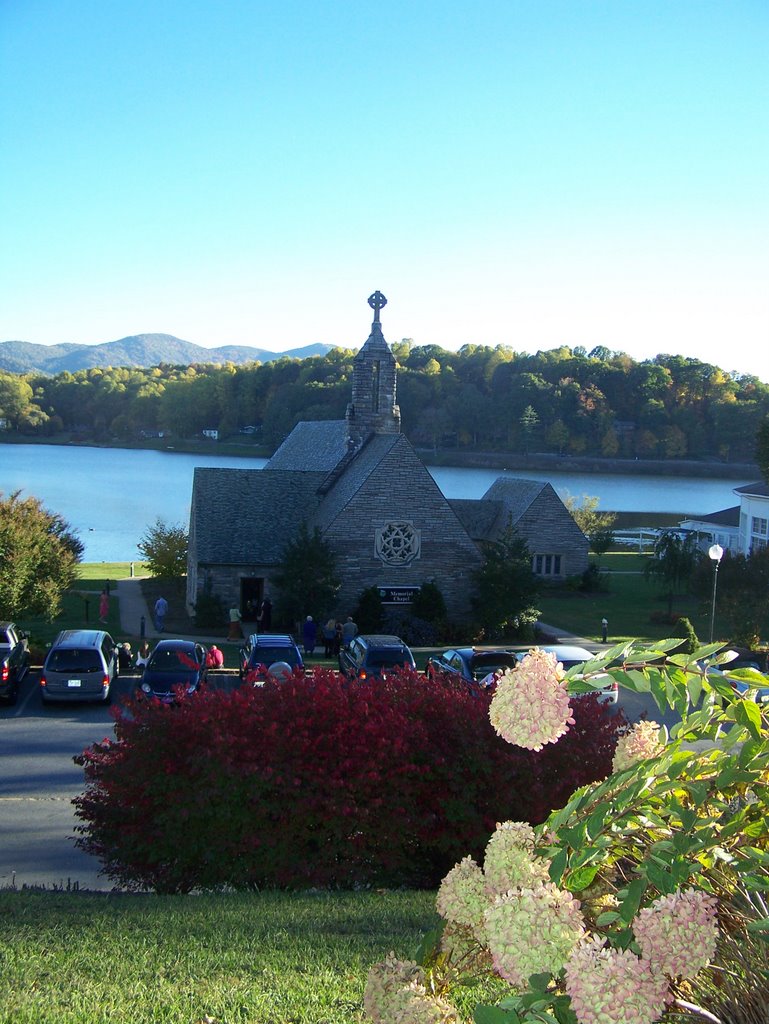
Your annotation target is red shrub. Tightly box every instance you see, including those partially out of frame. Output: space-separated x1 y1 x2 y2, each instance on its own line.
73 668 625 893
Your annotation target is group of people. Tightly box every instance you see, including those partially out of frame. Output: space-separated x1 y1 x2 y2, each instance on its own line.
302 615 357 657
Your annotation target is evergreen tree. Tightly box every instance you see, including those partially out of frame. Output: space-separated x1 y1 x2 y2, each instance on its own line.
272 523 341 628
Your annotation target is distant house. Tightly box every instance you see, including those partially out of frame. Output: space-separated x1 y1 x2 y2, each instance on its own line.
734 482 769 554
202 429 219 440
186 293 588 623
678 507 741 553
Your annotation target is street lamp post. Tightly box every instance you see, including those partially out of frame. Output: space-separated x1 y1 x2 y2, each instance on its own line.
708 543 724 643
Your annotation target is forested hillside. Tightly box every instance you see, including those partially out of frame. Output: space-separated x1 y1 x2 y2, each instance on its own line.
1 343 768 463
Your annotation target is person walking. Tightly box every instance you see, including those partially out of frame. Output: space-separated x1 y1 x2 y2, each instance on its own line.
601 617 609 643
154 595 168 633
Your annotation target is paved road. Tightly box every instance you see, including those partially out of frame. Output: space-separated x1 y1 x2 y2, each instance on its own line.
1 660 673 893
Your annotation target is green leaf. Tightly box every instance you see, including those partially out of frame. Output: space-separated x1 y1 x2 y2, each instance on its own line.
746 918 769 932
475 1006 518 1024
618 878 647 924
528 972 553 992
549 847 568 885
733 698 764 741
596 911 621 926
564 864 599 892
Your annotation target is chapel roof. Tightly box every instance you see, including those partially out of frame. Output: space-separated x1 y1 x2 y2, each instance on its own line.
190 467 326 563
734 481 769 498
266 420 349 472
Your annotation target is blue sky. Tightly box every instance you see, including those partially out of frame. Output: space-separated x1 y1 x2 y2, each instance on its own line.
2 1 767 380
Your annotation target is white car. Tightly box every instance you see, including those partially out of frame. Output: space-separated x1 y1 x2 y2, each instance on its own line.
517 644 619 705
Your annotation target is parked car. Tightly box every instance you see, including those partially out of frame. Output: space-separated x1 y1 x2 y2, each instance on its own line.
0 622 30 705
515 644 619 704
338 634 416 681
239 633 304 685
40 629 119 705
139 639 208 703
425 647 520 689
702 659 769 706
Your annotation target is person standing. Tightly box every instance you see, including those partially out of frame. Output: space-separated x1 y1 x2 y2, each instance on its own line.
342 616 358 646
333 620 343 656
601 617 609 643
303 615 317 655
154 595 168 633
99 589 110 623
258 596 272 631
228 604 243 639
322 618 336 657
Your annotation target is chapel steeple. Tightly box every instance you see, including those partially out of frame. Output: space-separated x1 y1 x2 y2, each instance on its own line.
345 290 401 447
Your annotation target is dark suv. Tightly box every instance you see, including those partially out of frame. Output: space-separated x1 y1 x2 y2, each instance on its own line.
338 634 416 681
239 633 304 684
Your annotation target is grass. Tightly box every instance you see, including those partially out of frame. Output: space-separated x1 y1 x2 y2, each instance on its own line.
0 889 439 1024
537 550 713 644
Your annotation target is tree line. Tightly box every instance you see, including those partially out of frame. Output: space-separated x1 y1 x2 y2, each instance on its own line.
2 343 769 461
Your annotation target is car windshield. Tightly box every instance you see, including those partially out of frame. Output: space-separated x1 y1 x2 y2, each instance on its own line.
47 649 101 673
250 647 299 667
149 648 199 672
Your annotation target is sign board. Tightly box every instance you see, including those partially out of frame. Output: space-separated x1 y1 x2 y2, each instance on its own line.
378 586 420 605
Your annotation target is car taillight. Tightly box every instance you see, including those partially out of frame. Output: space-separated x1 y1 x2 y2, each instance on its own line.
40 675 46 688
358 670 368 680
1 665 7 682
103 675 109 688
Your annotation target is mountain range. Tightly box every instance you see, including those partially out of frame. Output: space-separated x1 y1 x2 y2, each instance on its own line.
0 334 334 374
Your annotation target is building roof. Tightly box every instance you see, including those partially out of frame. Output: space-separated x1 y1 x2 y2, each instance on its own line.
190 467 326 563
311 434 403 531
734 481 769 498
448 498 505 540
266 420 349 472
679 506 740 528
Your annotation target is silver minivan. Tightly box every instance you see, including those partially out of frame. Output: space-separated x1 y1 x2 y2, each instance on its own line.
40 629 119 704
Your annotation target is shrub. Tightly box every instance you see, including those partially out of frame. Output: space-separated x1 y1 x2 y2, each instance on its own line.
672 614 699 654
193 592 225 628
354 586 384 633
73 668 625 894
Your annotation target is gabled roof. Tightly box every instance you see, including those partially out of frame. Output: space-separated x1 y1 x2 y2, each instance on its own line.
448 498 506 540
266 420 349 472
311 433 404 531
679 506 740 527
190 467 326 563
481 477 552 518
734 481 769 499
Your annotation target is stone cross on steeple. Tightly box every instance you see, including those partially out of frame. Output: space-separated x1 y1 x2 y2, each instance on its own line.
345 291 401 446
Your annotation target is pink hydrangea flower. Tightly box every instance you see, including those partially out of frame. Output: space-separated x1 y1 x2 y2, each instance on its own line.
436 856 488 938
483 820 550 895
489 649 575 751
565 937 670 1024
612 721 665 773
633 889 719 979
483 881 585 987
363 954 459 1023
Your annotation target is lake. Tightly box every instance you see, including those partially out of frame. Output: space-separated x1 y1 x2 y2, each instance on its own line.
0 443 756 562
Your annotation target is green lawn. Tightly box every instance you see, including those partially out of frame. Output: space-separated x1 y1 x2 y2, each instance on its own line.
0 889 440 1024
537 550 714 645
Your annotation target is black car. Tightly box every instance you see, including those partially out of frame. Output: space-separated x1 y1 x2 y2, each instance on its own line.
0 622 30 705
338 634 416 681
139 639 208 703
239 633 304 684
425 647 520 689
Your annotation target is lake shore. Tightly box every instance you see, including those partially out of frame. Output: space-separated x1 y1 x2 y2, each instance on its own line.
1 435 759 480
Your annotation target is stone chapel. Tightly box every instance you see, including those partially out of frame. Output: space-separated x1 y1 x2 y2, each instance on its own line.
185 292 588 623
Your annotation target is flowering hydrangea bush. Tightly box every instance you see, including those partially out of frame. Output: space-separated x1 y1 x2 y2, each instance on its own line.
633 889 719 980
489 649 575 751
364 640 769 1024
484 882 585 986
482 820 550 895
364 954 459 1024
611 719 664 772
564 938 670 1024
